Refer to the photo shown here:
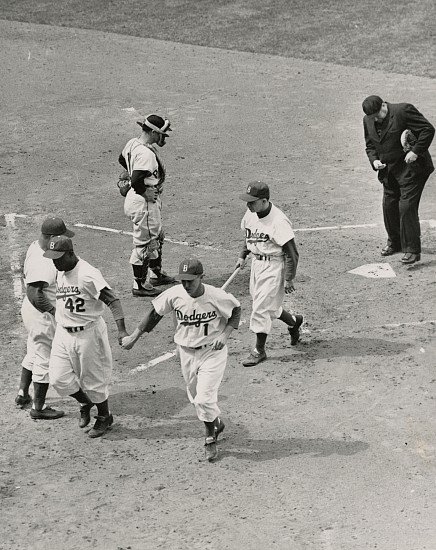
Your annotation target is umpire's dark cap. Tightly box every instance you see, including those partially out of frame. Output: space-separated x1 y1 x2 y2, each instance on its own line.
175 257 204 280
239 181 270 202
43 236 74 259
362 95 383 116
41 217 75 238
137 114 172 136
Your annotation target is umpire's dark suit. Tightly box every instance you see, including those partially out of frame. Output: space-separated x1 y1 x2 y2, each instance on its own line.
363 102 435 254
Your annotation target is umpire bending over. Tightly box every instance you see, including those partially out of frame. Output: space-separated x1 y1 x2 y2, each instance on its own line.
362 95 435 264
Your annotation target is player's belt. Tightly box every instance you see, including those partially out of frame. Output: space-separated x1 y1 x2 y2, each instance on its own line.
253 254 283 261
64 326 85 333
186 344 210 350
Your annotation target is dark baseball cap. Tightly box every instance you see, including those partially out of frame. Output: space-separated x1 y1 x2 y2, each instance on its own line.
362 95 383 116
174 257 204 280
239 181 270 202
43 236 74 259
41 217 75 237
137 114 172 137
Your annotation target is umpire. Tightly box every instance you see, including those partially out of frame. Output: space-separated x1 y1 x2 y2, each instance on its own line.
362 95 435 264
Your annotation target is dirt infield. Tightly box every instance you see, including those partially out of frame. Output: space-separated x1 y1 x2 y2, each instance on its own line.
1 20 436 550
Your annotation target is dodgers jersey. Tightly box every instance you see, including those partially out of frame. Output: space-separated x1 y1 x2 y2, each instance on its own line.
23 241 57 307
54 259 110 328
122 138 164 189
152 284 240 348
241 203 295 256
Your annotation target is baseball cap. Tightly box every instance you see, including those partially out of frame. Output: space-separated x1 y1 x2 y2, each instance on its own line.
174 257 204 280
41 217 75 237
137 114 172 137
43 236 74 259
362 95 383 116
239 181 270 202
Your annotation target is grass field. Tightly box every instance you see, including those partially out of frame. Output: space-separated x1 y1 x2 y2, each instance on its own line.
0 0 435 78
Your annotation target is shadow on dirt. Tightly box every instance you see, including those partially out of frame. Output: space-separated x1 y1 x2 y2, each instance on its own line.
277 336 410 361
110 387 189 419
219 436 369 461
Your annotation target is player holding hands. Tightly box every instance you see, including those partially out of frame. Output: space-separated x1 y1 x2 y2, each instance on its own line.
122 257 241 462
44 236 128 438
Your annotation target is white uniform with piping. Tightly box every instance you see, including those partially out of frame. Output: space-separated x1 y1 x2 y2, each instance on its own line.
49 259 113 404
21 241 57 384
241 203 295 334
152 284 240 422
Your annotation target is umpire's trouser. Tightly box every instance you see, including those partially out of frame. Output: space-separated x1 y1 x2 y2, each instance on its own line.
382 170 430 254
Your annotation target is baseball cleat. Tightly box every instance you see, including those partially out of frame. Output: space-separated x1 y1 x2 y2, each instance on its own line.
150 273 176 286
204 436 218 462
288 315 304 345
79 403 93 428
15 394 32 408
132 287 162 297
29 407 65 420
214 418 225 441
88 414 113 438
242 349 267 367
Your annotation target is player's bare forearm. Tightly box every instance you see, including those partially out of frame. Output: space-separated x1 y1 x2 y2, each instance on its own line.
122 307 163 350
115 319 129 345
236 244 250 270
211 325 234 350
121 328 143 350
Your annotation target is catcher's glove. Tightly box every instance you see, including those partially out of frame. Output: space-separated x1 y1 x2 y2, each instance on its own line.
401 129 417 153
117 170 131 197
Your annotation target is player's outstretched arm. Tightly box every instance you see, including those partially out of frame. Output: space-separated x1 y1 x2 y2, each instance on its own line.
99 287 128 344
121 306 163 350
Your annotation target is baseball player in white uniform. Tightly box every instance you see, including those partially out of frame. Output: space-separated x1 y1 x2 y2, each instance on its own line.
235 182 303 367
119 113 175 297
44 236 128 438
16 217 75 420
122 257 241 462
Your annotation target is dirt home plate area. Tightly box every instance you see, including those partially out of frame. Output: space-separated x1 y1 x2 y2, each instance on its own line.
1 19 436 550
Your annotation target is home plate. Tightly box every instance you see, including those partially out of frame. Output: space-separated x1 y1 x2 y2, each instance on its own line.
348 263 396 278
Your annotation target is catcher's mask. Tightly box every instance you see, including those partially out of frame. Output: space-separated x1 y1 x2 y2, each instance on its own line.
137 114 172 137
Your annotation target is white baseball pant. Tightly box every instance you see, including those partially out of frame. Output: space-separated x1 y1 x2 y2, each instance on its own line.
49 317 112 404
21 298 55 384
178 345 227 423
249 257 285 334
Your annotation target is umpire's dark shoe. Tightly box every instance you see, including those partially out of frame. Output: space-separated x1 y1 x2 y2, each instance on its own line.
30 407 65 420
150 273 176 286
381 245 401 256
242 349 267 367
401 253 421 264
15 394 32 408
79 403 93 428
132 287 161 297
288 314 304 346
88 414 113 438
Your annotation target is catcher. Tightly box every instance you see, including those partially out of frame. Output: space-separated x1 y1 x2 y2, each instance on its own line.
118 113 176 297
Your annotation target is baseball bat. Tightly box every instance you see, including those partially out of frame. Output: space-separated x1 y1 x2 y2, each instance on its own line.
221 267 241 290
